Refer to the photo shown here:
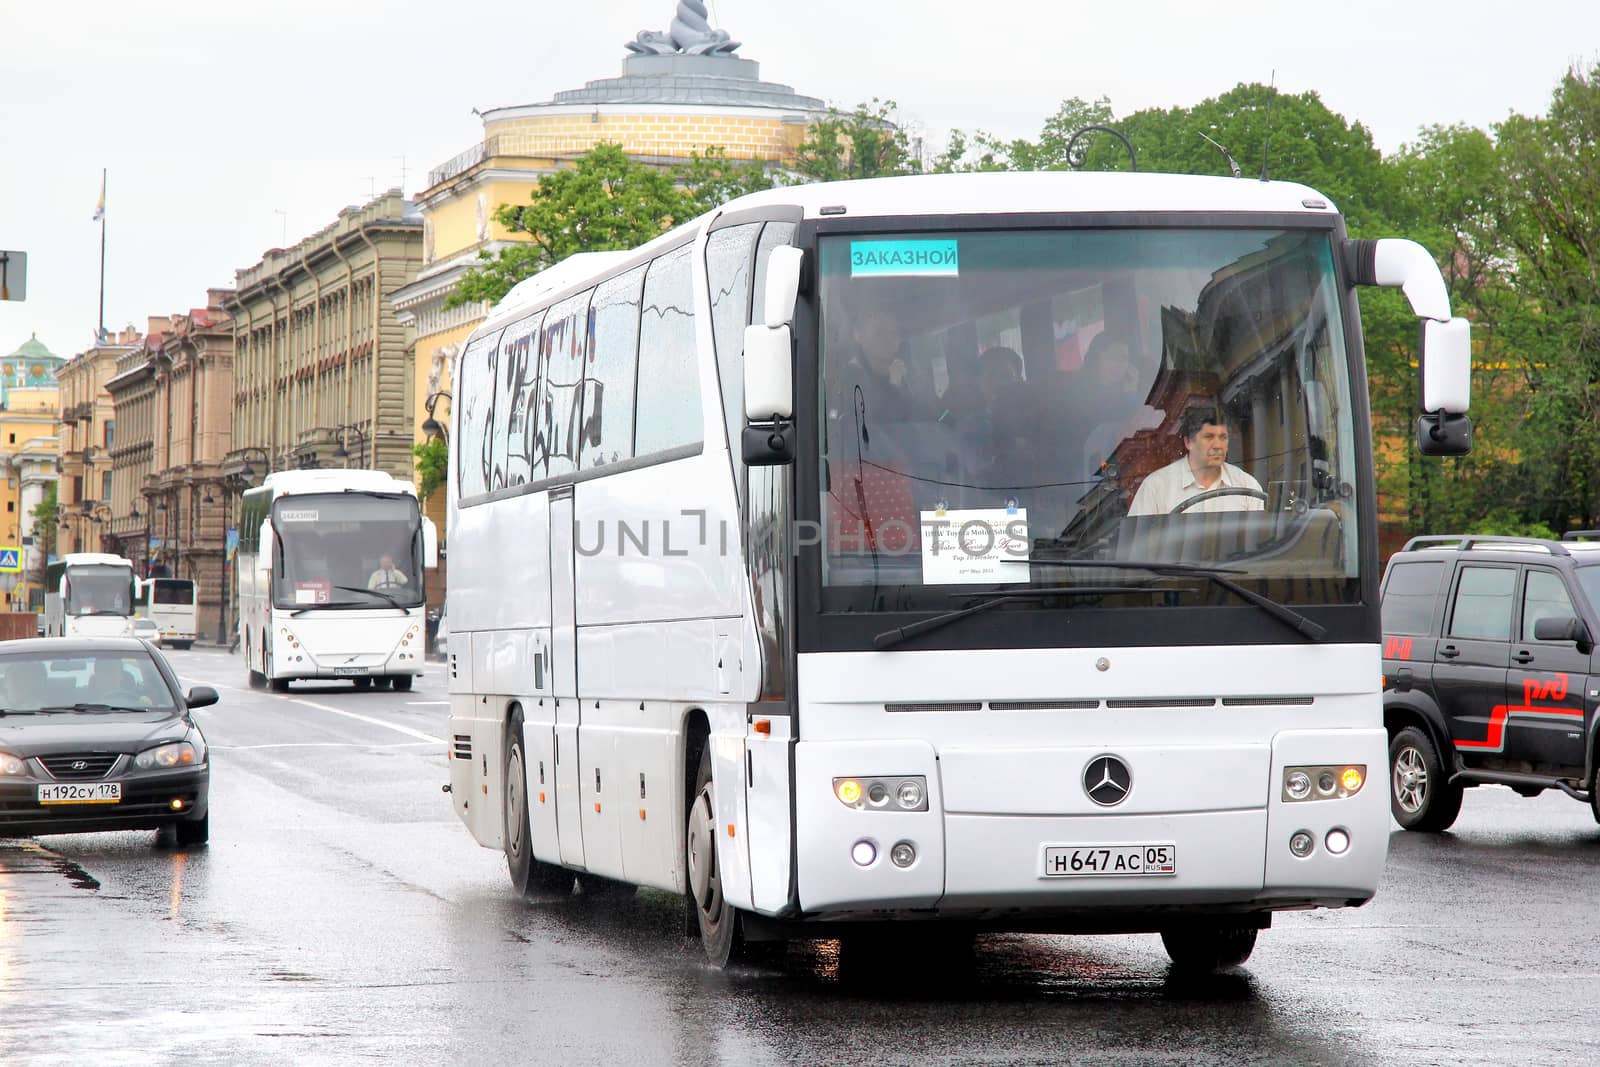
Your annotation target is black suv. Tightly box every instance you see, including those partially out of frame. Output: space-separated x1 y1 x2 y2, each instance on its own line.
1380 534 1600 831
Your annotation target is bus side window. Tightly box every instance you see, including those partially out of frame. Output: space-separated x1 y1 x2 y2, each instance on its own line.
706 222 763 491
542 290 594 481
502 311 544 486
456 330 500 499
635 245 701 455
581 266 645 470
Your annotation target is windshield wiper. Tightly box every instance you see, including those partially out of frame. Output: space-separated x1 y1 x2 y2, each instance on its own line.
29 703 151 714
332 586 409 610
872 585 1151 651
1002 556 1326 641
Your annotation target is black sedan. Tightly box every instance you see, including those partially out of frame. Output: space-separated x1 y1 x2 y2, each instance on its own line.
0 637 214 845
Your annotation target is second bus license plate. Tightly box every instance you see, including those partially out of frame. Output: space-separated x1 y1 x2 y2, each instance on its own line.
1043 843 1176 877
333 667 370 676
38 782 122 805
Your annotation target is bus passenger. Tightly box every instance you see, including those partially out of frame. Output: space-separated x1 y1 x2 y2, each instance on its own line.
834 302 932 425
1127 407 1265 516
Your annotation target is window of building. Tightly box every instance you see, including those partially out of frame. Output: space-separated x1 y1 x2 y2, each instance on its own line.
105 420 115 449
102 471 113 502
635 245 701 455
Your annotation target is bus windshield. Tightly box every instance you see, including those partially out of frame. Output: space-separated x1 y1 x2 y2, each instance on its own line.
271 493 424 610
66 565 135 617
816 226 1361 613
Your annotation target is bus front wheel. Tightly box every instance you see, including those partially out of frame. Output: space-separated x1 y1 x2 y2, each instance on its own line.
686 746 749 967
504 717 573 896
392 675 414 692
1160 924 1258 972
247 633 266 689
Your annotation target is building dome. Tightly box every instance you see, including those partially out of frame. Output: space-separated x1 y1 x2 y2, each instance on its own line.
1 334 65 400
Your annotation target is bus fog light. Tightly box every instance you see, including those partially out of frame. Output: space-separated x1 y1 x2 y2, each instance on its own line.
867 782 889 807
890 841 916 868
1340 766 1365 793
1325 828 1350 855
895 779 925 809
1289 831 1315 858
1317 771 1337 795
1285 770 1312 800
851 840 877 866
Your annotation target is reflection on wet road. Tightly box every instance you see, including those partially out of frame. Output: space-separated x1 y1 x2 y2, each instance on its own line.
1 647 1597 1065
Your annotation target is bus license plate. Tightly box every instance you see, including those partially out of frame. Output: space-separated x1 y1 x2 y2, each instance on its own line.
333 667 369 676
38 782 122 805
1043 843 1176 877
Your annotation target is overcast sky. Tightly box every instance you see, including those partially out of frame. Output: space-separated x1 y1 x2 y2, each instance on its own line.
2 0 1594 361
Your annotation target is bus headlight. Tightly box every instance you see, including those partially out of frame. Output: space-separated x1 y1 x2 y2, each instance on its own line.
1282 765 1366 802
833 776 928 812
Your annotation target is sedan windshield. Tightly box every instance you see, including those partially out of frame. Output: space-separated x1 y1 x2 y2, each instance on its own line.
816 226 1361 613
272 493 424 610
0 651 178 714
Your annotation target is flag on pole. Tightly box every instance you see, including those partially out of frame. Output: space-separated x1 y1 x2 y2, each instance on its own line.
92 172 106 222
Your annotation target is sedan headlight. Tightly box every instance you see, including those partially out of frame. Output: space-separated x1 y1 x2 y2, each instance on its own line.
0 752 26 776
134 741 202 770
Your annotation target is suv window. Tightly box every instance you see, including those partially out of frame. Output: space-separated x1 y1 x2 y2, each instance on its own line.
1522 569 1577 641
1447 566 1516 641
1382 560 1445 635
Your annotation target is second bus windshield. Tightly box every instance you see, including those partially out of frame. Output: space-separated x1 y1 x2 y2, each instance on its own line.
272 494 423 609
816 226 1362 612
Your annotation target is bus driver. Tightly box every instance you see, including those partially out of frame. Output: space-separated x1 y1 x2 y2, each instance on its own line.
1127 406 1265 516
367 555 410 592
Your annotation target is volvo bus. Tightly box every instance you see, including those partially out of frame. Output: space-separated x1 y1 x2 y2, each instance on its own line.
443 171 1473 970
236 469 438 692
138 577 198 649
44 552 140 638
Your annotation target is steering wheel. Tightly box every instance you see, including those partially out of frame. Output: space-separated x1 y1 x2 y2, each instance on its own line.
1170 487 1268 514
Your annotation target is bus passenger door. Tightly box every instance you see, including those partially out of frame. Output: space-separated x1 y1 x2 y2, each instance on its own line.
549 487 585 867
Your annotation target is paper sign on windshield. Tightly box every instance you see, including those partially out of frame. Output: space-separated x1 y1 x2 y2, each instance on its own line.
920 508 1029 585
279 509 319 523
850 239 959 278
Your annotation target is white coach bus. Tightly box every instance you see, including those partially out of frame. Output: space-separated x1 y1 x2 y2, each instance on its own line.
44 552 140 638
445 171 1473 970
237 469 437 692
139 577 198 649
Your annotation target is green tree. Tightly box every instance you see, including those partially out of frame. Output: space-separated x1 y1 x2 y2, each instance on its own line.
676 146 778 216
412 437 448 503
793 99 921 181
31 482 58 557
451 143 687 307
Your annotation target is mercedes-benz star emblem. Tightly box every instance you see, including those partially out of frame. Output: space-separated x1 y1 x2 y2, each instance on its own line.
1083 755 1132 806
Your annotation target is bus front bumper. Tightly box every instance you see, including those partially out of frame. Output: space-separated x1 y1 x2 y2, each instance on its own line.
792 730 1389 920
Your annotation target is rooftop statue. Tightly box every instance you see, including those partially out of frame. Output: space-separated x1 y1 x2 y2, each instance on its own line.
626 1 741 56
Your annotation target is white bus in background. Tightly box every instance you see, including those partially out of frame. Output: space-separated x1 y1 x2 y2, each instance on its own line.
445 171 1473 970
44 552 140 639
236 469 438 692
139 577 198 649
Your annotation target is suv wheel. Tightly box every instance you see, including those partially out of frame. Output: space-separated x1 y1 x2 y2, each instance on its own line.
1389 726 1463 832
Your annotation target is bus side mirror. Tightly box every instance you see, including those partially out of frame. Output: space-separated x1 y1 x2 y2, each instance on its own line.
1418 317 1472 456
743 324 794 467
422 518 439 569
762 246 803 328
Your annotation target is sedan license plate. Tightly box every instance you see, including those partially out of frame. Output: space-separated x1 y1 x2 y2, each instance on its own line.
38 782 122 805
333 667 369 676
1043 843 1176 877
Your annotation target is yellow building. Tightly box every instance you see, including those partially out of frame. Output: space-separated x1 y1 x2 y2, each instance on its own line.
394 3 832 541
1 335 68 609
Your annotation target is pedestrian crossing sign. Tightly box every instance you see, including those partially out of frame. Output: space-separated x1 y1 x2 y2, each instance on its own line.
0 547 19 573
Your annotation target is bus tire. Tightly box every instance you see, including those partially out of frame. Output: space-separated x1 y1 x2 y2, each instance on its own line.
269 677 290 693
353 677 373 690
505 717 572 896
247 632 266 689
392 675 413 692
687 745 748 967
1160 924 1258 972
1389 726 1462 832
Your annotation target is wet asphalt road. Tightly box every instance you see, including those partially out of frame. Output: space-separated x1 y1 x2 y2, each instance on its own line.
1 646 1598 1066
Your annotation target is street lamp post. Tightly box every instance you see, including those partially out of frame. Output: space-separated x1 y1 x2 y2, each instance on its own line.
332 423 367 469
421 391 452 443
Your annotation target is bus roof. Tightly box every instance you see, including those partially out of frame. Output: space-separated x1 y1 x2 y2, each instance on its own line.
245 469 419 499
476 170 1340 334
58 552 134 568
